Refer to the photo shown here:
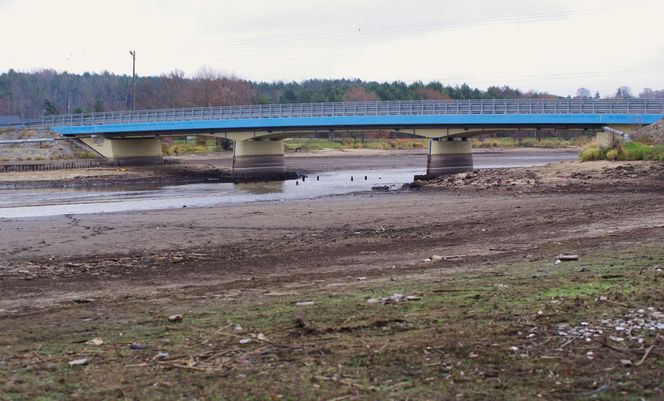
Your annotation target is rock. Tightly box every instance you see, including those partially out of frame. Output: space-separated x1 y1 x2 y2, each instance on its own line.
366 298 380 304
256 333 269 342
431 255 443 261
557 254 579 261
371 185 389 192
129 343 147 350
68 358 89 366
239 338 252 344
620 359 633 366
167 314 183 323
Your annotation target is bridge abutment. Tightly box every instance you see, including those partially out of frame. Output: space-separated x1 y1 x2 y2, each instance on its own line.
425 137 474 177
597 125 636 151
232 139 289 180
79 137 163 166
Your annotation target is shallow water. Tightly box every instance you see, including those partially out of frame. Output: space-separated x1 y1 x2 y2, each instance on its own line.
0 152 576 219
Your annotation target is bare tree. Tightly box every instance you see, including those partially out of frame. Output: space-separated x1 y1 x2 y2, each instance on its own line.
639 88 664 99
615 86 633 99
575 87 592 99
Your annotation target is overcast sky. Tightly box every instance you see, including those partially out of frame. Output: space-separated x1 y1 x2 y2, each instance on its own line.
1 0 663 97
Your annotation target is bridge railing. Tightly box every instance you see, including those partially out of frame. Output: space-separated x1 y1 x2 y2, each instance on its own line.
3 99 664 130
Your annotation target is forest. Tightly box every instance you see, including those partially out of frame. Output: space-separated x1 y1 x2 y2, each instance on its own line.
1 69 662 119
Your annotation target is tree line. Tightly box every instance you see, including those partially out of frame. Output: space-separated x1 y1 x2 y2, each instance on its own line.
0 69 661 119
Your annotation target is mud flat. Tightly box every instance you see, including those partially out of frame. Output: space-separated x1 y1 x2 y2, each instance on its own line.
0 148 578 190
1 159 662 400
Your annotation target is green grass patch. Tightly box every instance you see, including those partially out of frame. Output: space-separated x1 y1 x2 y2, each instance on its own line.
580 140 664 161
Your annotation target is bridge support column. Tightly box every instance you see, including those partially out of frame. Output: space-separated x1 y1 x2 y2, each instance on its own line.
79 137 163 166
426 137 473 177
233 139 286 179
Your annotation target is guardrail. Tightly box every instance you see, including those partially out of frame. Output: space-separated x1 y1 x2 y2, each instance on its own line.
3 99 664 130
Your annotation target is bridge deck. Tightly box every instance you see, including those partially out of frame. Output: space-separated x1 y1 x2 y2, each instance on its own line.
1 99 662 137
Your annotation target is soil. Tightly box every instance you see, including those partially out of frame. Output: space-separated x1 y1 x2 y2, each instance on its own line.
635 118 664 143
1 158 663 400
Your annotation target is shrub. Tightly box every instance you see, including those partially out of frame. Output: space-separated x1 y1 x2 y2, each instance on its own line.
650 145 664 161
623 142 650 161
579 142 603 161
606 149 619 161
77 151 98 159
579 140 664 162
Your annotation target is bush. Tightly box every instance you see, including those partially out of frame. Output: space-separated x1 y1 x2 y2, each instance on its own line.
579 142 604 161
579 141 664 162
623 142 650 160
77 151 98 159
606 149 619 161
651 145 664 161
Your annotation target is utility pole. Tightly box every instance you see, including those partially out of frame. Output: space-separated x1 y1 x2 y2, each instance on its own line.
129 50 136 110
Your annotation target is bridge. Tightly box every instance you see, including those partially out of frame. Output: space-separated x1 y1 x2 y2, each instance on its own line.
2 99 663 177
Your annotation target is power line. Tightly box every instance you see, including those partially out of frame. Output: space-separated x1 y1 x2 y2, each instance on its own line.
179 9 607 50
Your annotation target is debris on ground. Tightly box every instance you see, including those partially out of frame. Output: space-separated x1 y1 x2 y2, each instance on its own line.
67 358 89 366
167 314 183 323
367 293 421 305
417 161 664 193
557 254 579 262
85 338 104 346
554 307 663 345
154 351 169 360
129 343 148 350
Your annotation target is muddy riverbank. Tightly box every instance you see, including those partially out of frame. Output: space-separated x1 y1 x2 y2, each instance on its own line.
0 148 578 190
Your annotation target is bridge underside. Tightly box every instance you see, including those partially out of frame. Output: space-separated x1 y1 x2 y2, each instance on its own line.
69 121 644 177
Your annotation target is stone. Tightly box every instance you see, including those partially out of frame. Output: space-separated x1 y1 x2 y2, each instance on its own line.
167 314 183 323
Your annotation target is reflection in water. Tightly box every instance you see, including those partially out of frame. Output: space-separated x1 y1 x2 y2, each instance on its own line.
235 181 285 195
0 152 578 219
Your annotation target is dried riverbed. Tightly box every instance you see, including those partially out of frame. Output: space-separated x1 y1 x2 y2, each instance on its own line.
0 154 662 400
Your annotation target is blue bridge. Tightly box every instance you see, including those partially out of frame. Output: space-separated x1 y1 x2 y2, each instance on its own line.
2 99 663 177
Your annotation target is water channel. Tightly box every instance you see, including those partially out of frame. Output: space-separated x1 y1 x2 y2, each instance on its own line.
0 151 577 219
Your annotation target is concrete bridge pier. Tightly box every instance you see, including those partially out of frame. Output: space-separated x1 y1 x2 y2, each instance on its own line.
232 139 286 179
426 137 474 177
79 137 163 166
